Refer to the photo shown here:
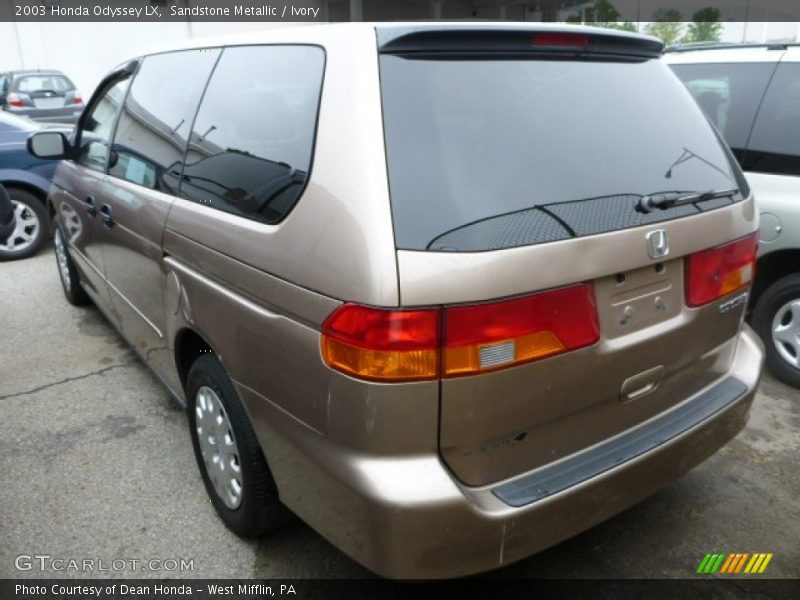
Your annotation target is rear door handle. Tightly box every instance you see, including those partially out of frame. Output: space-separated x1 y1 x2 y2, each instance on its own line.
100 203 115 229
84 196 97 217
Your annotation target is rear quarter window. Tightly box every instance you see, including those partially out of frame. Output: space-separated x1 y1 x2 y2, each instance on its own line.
177 45 325 224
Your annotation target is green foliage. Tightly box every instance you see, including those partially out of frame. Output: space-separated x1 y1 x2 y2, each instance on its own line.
683 7 723 43
564 0 637 32
645 9 684 45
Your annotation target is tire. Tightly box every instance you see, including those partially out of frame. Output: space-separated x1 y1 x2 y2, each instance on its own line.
53 221 90 306
752 273 800 388
186 354 292 537
0 188 48 261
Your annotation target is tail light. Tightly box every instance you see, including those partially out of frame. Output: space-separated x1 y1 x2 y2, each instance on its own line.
321 304 439 382
72 92 83 105
685 233 757 307
321 284 600 382
443 284 599 377
7 93 24 108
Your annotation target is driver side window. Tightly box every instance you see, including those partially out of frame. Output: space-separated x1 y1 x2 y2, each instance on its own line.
77 77 130 172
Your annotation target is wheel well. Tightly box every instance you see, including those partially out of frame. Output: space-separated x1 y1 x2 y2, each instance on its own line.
750 249 800 310
2 181 47 206
174 329 214 391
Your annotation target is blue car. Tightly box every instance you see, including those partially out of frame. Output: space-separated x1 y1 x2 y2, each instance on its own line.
0 111 70 259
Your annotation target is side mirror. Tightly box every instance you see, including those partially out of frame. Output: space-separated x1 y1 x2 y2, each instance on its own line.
27 131 71 160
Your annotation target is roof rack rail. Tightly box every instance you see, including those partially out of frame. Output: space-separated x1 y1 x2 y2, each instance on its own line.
665 41 799 53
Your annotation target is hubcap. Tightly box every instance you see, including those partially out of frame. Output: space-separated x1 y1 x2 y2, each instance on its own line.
1 200 40 253
195 386 243 509
54 228 71 287
772 299 800 369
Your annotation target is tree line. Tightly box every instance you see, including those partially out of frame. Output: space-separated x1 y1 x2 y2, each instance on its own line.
565 1 723 45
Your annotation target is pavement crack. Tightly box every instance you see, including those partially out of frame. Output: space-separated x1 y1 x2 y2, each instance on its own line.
0 363 130 401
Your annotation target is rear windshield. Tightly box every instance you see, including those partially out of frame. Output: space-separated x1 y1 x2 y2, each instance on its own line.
14 74 73 93
380 56 743 251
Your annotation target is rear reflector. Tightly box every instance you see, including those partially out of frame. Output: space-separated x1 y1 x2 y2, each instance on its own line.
321 284 600 382
443 284 599 377
321 304 439 382
685 234 757 307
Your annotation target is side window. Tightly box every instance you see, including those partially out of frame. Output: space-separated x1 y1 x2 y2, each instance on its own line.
76 77 130 172
179 45 325 223
670 62 777 161
0 75 8 96
108 49 220 192
744 63 800 176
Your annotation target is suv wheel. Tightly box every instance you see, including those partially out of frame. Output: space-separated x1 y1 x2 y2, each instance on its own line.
186 354 292 537
53 222 90 306
753 273 800 388
0 188 47 261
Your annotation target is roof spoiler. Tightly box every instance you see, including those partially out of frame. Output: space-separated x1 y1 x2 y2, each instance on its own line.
377 26 663 59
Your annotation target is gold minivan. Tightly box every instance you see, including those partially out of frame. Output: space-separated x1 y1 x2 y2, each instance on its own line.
29 23 764 578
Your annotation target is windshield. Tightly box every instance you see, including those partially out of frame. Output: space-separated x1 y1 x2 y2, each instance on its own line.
380 56 742 251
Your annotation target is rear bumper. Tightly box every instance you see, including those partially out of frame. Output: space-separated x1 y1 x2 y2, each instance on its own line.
278 326 762 579
4 106 81 124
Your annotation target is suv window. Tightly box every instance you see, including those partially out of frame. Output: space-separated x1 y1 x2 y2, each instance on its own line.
178 45 325 223
76 77 130 172
381 57 742 252
669 62 777 161
744 63 800 176
108 49 220 192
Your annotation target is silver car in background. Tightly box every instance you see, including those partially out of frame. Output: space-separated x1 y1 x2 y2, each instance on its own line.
0 69 84 124
666 44 800 387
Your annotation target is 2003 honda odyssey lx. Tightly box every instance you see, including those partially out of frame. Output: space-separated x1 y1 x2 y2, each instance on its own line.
28 23 764 578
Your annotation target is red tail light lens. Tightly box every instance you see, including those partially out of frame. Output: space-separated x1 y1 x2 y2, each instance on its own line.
322 285 600 381
443 284 600 377
72 92 83 105
321 304 440 381
7 93 24 108
685 234 757 307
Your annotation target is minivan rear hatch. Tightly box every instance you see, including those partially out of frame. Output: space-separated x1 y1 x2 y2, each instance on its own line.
378 26 756 487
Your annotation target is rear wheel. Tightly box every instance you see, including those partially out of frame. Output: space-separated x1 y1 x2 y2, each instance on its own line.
0 188 47 261
53 222 90 306
186 354 292 537
753 273 800 388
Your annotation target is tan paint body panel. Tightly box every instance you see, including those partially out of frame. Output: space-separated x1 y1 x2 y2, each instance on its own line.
402 198 759 486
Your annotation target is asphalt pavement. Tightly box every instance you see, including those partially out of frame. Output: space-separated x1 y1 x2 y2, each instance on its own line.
1 249 798 580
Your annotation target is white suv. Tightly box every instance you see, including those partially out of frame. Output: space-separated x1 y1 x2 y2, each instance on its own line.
666 44 800 387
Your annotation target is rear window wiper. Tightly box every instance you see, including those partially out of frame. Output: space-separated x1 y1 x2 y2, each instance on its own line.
636 188 739 214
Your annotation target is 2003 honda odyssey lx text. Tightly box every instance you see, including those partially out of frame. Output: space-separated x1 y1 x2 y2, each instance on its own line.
28 23 764 578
